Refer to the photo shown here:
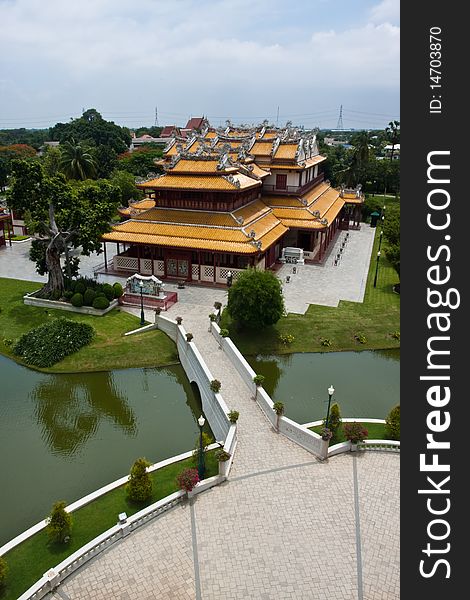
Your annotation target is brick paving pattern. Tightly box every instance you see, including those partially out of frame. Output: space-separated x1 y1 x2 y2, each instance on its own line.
0 229 399 598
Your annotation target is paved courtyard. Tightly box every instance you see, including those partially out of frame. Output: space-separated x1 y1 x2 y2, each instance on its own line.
2 227 399 598
0 226 375 315
55 296 399 600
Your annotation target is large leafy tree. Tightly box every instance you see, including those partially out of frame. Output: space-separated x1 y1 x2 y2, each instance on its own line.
59 139 97 180
49 108 131 154
7 160 119 295
227 268 285 329
117 144 163 177
383 204 400 277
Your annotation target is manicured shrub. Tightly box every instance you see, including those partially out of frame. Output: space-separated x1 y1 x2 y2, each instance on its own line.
215 449 231 462
46 500 72 544
71 292 84 307
83 288 96 306
210 379 221 393
113 282 124 298
126 458 152 503
273 401 285 416
228 410 239 423
64 290 74 300
103 283 115 301
176 468 199 492
95 290 106 298
385 405 400 440
343 422 368 444
214 301 222 311
186 332 194 342
0 556 7 587
209 313 217 321
326 403 342 442
13 318 94 367
253 374 265 386
74 281 86 295
92 296 110 310
176 316 183 324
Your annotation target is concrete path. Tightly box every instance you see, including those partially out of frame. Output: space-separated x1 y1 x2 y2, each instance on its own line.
56 294 399 599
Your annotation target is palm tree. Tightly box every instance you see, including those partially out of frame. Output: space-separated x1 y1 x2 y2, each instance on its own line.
385 120 400 163
344 131 371 187
59 139 96 180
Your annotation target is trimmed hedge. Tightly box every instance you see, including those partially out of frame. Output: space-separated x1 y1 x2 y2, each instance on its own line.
102 284 115 301
83 288 96 306
92 296 110 310
113 282 123 298
70 293 84 307
13 318 95 367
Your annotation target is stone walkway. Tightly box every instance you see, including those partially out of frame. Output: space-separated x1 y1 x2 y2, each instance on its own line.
55 295 399 599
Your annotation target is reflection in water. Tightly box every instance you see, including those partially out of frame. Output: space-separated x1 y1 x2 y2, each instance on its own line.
33 372 136 457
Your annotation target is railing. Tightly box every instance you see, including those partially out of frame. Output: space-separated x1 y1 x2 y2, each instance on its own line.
18 492 185 600
263 173 325 195
359 440 400 452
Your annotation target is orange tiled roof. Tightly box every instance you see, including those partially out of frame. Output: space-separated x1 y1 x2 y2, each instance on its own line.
247 163 270 178
169 159 237 174
273 143 298 160
301 155 327 168
250 141 273 156
233 199 271 224
137 173 261 191
102 206 287 253
134 207 237 227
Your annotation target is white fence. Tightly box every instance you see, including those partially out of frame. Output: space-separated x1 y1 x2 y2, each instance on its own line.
210 322 328 460
157 316 231 442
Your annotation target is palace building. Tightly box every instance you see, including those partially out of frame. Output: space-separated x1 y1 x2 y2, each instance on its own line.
101 125 364 285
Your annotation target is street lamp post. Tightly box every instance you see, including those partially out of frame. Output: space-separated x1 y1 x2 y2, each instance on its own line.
227 270 233 288
378 230 383 251
373 251 381 288
139 280 145 326
325 385 335 430
197 415 206 480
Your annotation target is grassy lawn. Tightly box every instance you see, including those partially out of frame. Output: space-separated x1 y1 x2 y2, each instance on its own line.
0 278 178 372
220 228 400 355
0 451 218 600
309 421 398 443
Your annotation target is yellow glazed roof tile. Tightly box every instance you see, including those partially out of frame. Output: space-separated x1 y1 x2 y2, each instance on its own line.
233 200 271 224
273 144 298 160
102 231 259 254
250 141 273 156
134 207 237 227
137 173 260 191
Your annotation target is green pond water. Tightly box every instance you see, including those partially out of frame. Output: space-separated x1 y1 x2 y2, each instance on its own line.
0 355 209 546
248 349 400 423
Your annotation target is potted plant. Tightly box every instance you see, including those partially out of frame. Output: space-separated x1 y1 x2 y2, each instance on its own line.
210 379 221 393
176 316 183 325
215 448 232 477
227 410 239 423
214 301 222 311
343 422 368 450
185 332 194 342
320 427 333 442
272 401 284 431
253 374 265 401
219 328 229 337
176 468 199 496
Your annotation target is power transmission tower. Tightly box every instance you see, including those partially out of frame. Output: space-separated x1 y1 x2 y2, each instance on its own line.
154 106 159 127
336 105 344 130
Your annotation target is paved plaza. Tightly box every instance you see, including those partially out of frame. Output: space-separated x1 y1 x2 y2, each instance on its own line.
1 227 399 598
54 298 399 600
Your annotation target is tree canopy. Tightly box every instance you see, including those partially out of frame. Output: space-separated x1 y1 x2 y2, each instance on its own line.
49 109 131 154
227 268 285 329
7 160 120 294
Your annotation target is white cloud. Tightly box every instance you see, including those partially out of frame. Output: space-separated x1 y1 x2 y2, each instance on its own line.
369 0 400 25
0 0 400 127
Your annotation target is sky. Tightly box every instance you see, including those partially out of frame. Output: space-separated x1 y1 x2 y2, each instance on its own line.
0 0 399 131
